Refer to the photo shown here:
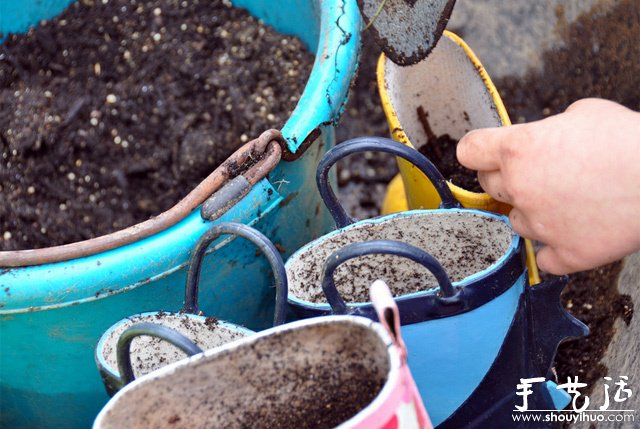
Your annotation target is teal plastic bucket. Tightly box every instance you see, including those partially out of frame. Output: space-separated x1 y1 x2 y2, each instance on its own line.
0 1 361 427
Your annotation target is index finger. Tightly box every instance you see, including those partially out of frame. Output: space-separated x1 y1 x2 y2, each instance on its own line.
456 127 507 171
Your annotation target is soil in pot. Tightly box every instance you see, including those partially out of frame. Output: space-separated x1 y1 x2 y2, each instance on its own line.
99 321 389 429
414 103 482 193
101 312 246 379
243 364 385 429
335 30 481 220
0 0 313 250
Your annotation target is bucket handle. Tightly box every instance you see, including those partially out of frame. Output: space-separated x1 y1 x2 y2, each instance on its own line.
183 222 288 326
116 322 203 386
316 136 460 228
322 240 458 315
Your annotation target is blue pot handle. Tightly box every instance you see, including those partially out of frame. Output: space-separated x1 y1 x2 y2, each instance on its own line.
183 222 288 326
321 239 458 314
116 322 203 386
316 136 460 228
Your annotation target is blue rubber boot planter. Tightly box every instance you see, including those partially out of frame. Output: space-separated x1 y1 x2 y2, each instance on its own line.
95 222 287 396
285 136 589 427
0 2 360 428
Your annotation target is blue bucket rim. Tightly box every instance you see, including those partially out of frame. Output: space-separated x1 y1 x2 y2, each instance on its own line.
286 208 522 312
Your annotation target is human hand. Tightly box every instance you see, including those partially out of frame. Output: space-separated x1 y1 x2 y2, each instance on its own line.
456 98 640 274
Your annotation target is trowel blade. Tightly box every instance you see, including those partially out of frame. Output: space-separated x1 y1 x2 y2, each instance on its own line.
358 0 456 66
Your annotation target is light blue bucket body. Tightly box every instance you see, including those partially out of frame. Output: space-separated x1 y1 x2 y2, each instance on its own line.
0 1 361 427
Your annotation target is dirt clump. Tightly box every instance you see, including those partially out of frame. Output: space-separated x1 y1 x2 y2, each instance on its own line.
492 0 639 396
414 105 482 192
204 316 218 331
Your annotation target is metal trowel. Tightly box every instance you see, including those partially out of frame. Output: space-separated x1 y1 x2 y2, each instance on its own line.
358 0 456 66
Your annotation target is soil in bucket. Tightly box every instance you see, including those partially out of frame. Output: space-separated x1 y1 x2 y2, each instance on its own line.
243 364 385 429
100 312 247 379
0 0 314 250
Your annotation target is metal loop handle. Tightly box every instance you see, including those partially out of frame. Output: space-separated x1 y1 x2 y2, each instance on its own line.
321 240 456 314
116 322 203 386
183 222 288 326
316 136 460 228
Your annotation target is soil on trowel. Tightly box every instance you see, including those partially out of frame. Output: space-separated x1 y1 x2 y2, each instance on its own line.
493 0 639 400
0 0 313 250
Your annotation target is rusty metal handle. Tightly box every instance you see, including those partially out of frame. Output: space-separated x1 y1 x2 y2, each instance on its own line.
0 130 283 267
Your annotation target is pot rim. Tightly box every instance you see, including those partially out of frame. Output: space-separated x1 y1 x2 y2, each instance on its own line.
95 311 255 379
286 208 522 312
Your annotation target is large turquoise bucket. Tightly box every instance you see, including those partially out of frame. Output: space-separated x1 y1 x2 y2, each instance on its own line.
0 1 361 427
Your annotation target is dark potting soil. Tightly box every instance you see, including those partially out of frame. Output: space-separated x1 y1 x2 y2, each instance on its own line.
492 0 639 401
244 365 385 429
0 0 313 250
414 105 482 192
417 134 481 193
553 264 631 389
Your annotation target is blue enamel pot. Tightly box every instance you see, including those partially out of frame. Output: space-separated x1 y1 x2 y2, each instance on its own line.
0 1 360 427
285 136 589 427
95 222 287 396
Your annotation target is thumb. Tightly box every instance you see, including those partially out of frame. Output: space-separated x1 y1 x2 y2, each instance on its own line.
456 127 505 171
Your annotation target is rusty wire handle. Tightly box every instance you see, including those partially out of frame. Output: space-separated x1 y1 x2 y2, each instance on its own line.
316 136 460 228
116 322 203 387
0 130 283 267
183 222 288 327
321 240 456 315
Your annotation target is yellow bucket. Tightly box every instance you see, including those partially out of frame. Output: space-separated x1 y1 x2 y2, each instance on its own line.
377 31 539 284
